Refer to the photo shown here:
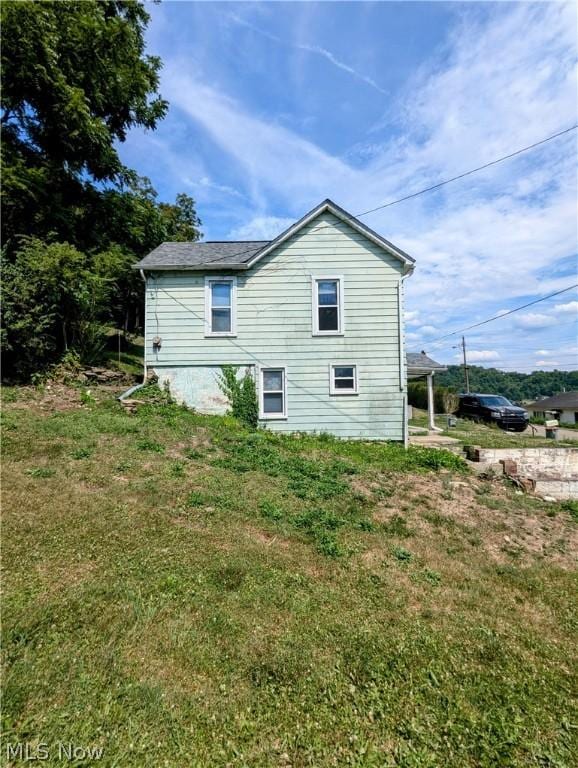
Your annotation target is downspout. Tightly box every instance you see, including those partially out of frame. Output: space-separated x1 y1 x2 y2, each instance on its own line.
397 277 409 448
118 269 148 402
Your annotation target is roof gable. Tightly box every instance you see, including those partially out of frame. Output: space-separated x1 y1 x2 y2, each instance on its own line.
244 199 415 273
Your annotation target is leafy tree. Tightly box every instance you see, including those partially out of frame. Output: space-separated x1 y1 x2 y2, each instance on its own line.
1 0 167 249
2 239 112 378
1 1 203 378
435 365 578 402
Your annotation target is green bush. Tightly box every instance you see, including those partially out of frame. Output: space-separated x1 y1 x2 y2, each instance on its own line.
408 382 459 414
218 365 258 429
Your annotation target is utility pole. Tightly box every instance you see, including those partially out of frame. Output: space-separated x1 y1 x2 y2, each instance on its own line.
461 336 470 393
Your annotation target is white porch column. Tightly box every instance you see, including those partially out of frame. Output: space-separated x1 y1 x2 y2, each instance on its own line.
427 373 435 431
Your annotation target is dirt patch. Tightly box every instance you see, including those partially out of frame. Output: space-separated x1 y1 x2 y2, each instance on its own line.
5 383 125 414
387 473 578 569
36 559 96 595
242 524 291 550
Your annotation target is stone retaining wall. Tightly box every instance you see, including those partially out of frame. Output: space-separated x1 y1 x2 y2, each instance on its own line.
465 446 578 499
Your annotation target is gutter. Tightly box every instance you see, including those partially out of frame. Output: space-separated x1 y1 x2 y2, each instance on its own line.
398 277 409 448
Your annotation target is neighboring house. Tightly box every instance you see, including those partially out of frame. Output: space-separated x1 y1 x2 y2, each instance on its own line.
134 199 418 441
526 392 578 425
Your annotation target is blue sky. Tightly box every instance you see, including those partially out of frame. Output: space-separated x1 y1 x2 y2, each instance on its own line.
119 1 578 372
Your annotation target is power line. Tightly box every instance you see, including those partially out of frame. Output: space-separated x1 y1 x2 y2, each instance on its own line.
426 284 578 344
193 124 578 269
424 326 578 356
356 125 578 217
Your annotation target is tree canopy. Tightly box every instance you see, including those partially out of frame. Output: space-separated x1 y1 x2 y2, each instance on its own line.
435 365 578 402
1 1 202 379
1 0 170 247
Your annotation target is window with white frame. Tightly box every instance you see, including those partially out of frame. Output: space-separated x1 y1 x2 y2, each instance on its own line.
205 277 237 336
330 364 357 395
260 367 287 419
312 277 343 335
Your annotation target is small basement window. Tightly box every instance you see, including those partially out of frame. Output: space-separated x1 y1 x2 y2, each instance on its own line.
312 277 343 335
330 364 357 395
260 367 287 419
205 277 237 336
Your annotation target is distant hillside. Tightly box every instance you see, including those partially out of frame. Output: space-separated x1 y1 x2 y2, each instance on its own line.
434 365 578 402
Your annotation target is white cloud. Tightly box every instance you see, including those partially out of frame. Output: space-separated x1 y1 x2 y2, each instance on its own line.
418 325 438 337
536 360 560 367
456 350 500 362
514 313 557 329
161 67 356 208
535 349 551 356
554 300 578 314
228 216 294 240
405 310 421 325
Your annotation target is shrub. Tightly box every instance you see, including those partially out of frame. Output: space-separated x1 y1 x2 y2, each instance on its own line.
218 365 258 428
408 382 459 414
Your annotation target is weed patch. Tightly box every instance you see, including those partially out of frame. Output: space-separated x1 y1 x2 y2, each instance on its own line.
24 467 55 478
137 438 164 453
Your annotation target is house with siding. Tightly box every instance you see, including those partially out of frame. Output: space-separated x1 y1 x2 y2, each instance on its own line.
526 392 578 425
135 199 441 442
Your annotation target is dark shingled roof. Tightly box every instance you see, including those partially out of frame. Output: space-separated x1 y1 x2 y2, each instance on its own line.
526 391 578 410
133 199 416 272
134 241 269 270
406 352 447 371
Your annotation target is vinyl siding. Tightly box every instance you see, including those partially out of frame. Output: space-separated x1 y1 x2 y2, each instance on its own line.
145 211 407 439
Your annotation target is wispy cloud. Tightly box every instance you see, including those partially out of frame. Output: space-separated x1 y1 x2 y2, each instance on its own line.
228 216 295 240
228 13 387 95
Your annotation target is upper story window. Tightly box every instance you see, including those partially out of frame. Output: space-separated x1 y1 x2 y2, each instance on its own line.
312 276 344 335
205 277 237 336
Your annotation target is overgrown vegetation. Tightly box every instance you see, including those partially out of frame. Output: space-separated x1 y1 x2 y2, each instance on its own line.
2 384 577 766
408 381 459 413
217 365 259 428
1 1 201 379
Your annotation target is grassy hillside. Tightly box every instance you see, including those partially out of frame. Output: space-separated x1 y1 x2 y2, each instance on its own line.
2 384 577 767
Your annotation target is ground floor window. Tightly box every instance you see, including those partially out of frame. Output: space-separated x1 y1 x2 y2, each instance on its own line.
260 367 287 419
329 363 358 395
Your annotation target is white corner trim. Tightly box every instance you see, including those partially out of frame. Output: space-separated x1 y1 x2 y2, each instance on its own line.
204 276 237 337
311 275 345 336
329 362 358 395
258 365 288 420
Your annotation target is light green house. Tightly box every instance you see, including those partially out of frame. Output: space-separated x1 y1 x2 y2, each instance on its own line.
134 199 417 441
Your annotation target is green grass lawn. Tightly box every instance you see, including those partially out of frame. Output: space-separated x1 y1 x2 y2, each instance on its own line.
410 408 578 449
2 385 577 767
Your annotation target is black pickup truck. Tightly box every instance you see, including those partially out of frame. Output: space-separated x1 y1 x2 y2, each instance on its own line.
457 394 530 432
